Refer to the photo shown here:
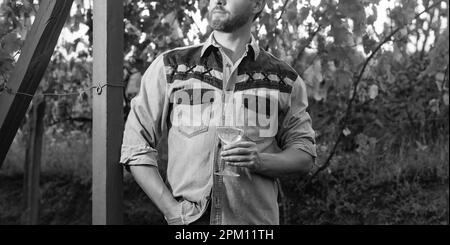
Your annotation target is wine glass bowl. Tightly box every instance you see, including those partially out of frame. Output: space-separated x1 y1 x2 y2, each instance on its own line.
217 126 244 145
215 126 244 177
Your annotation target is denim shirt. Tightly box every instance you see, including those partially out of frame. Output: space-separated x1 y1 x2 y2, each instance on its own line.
120 32 317 225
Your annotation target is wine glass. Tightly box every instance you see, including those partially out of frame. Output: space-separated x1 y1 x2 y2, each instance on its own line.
214 126 244 177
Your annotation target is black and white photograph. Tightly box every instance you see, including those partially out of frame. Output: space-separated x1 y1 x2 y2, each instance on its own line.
0 0 448 232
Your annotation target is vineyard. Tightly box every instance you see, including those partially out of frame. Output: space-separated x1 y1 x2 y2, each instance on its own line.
0 0 448 225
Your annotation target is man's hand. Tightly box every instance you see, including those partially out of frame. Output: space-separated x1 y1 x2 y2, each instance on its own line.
220 140 314 178
220 141 263 173
130 165 182 223
165 200 183 220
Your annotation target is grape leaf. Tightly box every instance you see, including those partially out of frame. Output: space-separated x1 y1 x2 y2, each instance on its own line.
1 32 22 54
368 84 379 99
285 1 298 24
362 34 377 54
334 69 353 90
0 50 14 75
330 23 353 46
343 128 351 136
367 5 378 25
299 7 310 24
338 0 366 35
423 29 449 76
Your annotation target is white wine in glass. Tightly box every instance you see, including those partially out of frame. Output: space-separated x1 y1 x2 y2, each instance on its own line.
215 126 244 177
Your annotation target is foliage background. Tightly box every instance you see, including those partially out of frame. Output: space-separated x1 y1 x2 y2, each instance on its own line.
0 0 448 224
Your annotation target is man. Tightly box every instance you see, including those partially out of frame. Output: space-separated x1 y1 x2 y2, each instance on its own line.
120 0 317 225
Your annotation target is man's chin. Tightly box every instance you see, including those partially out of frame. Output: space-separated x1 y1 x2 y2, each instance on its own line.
210 25 234 33
209 21 229 32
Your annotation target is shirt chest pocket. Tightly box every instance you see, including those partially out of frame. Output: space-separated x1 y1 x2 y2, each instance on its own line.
237 90 280 141
171 88 214 138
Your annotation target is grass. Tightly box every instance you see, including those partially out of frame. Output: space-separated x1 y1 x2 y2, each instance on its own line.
0 130 448 225
280 137 449 225
0 173 166 225
2 128 91 180
1 129 165 225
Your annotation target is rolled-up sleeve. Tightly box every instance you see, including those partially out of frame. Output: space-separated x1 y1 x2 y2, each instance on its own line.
120 54 168 169
276 76 317 159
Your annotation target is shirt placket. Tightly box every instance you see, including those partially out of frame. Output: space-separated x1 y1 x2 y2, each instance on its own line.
210 48 247 225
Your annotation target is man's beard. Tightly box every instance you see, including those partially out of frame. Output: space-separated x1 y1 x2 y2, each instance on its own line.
207 10 252 33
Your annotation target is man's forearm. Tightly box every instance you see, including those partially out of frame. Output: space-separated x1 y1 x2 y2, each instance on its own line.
257 147 314 178
129 165 179 219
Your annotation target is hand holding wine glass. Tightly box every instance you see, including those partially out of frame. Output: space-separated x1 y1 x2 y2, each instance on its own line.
214 126 244 177
220 137 263 174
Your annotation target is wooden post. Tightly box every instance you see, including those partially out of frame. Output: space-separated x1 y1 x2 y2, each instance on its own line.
21 98 46 225
446 188 449 225
92 0 124 225
0 0 73 166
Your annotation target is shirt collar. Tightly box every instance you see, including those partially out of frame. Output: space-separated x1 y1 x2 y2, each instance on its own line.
200 31 260 61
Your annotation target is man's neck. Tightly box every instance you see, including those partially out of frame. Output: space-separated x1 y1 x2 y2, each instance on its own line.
213 24 252 64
